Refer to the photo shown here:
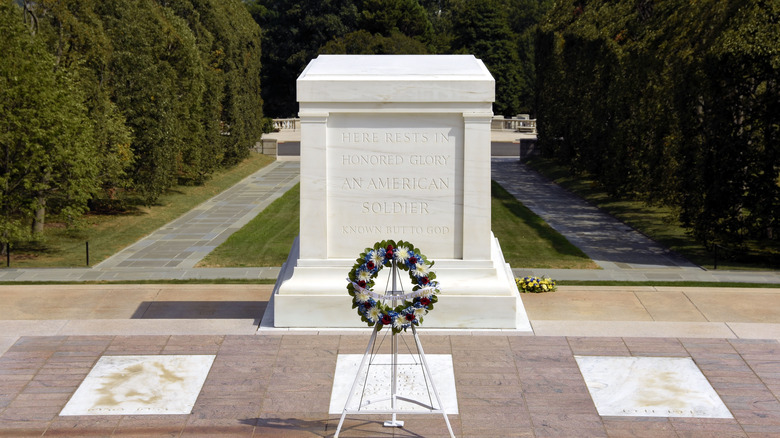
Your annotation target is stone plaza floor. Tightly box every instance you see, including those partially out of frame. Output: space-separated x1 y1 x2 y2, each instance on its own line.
2 284 780 437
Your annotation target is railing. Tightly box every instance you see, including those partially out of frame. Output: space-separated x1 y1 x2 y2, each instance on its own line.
272 116 536 134
272 118 299 131
491 115 537 133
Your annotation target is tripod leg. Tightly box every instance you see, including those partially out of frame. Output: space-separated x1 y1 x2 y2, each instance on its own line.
334 325 380 438
383 330 404 427
411 325 455 438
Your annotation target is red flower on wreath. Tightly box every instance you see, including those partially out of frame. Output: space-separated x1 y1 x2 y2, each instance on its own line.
419 277 429 285
381 314 393 325
420 297 431 306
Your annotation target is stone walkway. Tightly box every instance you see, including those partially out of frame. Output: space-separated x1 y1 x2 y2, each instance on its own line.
491 158 697 270
95 161 299 270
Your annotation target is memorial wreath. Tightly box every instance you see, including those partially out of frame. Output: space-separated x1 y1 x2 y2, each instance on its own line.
347 240 439 334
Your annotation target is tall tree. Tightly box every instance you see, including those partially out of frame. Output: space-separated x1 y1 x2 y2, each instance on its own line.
188 0 265 166
247 0 359 117
508 0 554 115
31 0 135 204
319 29 429 54
451 0 524 116
96 0 206 202
535 0 780 255
0 0 97 243
358 0 434 45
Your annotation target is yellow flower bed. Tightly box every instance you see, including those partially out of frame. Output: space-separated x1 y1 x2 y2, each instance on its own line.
516 276 557 293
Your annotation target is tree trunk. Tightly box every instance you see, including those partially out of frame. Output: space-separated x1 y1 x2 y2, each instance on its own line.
31 196 45 235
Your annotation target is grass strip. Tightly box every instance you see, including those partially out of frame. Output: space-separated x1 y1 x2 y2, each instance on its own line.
8 153 275 268
198 181 598 269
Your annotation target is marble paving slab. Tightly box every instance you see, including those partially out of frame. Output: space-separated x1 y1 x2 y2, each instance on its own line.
330 354 458 414
575 355 732 418
60 355 215 416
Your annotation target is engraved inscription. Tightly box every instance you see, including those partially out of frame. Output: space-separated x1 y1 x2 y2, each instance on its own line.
341 177 449 191
340 154 451 166
340 132 450 144
341 225 451 235
361 201 429 214
327 113 463 258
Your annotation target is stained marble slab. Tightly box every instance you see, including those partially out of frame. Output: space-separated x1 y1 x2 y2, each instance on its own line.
575 355 732 418
329 354 458 415
60 355 215 416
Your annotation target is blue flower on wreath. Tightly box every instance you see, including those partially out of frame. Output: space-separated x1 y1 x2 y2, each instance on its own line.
404 252 422 270
358 298 377 314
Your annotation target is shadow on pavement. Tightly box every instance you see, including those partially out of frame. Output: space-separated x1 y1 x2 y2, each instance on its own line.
131 301 266 321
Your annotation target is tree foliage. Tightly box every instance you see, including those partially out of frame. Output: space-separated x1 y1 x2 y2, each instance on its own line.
450 0 524 116
536 0 780 255
248 0 552 117
1 0 264 249
0 0 97 243
247 0 359 117
320 29 429 54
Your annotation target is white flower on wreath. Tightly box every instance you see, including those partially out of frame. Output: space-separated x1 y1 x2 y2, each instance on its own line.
368 250 383 266
412 262 430 277
394 246 410 263
393 316 408 330
414 307 428 319
357 269 372 283
418 287 436 299
354 290 370 303
367 306 381 322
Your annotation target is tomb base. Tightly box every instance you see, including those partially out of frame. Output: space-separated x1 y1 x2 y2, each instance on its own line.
269 234 532 331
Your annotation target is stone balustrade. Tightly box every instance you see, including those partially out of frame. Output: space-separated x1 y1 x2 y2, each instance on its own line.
272 116 536 133
490 115 537 133
272 118 299 131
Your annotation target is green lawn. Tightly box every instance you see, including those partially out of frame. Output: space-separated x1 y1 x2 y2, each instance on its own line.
198 181 598 269
8 152 275 268
526 156 780 270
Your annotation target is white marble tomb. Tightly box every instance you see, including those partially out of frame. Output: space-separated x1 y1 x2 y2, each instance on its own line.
271 55 531 330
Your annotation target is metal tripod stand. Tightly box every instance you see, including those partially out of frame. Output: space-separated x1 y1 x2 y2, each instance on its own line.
334 259 455 438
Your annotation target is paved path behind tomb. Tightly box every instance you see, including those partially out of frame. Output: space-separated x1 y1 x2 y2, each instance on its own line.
491 158 697 270
94 161 299 270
